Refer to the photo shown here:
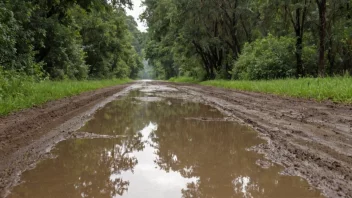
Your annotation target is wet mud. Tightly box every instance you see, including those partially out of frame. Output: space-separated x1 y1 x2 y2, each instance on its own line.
8 88 322 198
161 81 352 198
0 80 351 197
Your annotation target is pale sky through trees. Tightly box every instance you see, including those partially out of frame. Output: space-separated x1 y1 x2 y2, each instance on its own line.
126 0 147 32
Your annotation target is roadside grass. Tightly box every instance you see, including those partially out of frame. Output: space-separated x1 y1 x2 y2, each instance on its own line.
200 77 352 103
170 76 352 103
0 78 131 116
169 76 201 83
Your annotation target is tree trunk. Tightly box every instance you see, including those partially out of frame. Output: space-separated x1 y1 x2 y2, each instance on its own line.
210 66 216 79
192 40 212 79
285 3 309 78
294 7 304 78
327 38 335 75
316 0 327 77
295 35 304 78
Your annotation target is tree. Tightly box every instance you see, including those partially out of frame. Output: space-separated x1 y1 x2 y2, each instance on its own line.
316 0 327 77
284 0 312 77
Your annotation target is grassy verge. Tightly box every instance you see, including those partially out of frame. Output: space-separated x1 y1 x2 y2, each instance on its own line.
170 76 352 103
0 78 131 116
169 76 201 83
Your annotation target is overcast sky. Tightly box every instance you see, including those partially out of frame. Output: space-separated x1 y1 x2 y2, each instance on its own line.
126 0 148 32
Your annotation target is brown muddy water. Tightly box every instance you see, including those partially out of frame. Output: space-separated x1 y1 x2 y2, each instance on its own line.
8 88 323 198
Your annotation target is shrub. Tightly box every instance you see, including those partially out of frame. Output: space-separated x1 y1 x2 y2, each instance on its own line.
233 35 296 80
302 45 318 76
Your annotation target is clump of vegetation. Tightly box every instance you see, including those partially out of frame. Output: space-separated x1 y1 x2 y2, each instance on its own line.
232 35 296 80
232 35 321 80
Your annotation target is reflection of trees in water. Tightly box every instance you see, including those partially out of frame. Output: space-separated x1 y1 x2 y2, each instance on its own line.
150 120 261 198
12 133 144 198
150 119 315 198
65 131 145 197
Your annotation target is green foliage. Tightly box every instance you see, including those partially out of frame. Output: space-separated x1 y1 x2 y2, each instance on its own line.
41 18 88 80
233 35 296 80
0 0 143 80
302 44 319 76
0 3 17 67
201 76 352 103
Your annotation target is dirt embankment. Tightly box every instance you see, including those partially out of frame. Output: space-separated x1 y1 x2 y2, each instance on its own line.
0 83 136 197
157 81 352 198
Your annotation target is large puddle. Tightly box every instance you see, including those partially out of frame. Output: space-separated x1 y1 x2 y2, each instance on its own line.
8 88 323 198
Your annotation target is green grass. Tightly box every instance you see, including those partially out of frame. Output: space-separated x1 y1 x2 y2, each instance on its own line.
169 76 201 83
170 76 352 103
0 78 131 116
200 77 352 103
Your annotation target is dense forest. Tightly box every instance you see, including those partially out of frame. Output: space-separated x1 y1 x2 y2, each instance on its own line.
1 0 351 81
0 0 144 80
142 0 352 80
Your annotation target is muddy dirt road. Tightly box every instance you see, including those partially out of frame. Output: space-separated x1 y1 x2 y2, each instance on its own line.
0 81 351 198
